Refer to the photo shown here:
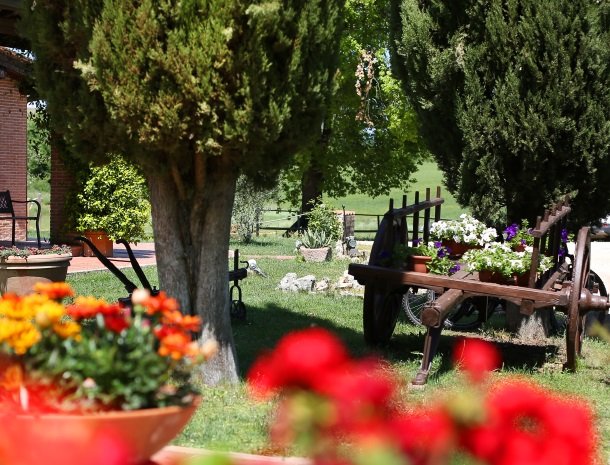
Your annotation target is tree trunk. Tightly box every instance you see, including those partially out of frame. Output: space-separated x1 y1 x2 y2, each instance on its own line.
146 156 239 385
505 302 552 340
299 162 324 230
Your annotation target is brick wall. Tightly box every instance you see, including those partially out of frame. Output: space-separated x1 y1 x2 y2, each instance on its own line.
0 76 27 243
50 144 77 244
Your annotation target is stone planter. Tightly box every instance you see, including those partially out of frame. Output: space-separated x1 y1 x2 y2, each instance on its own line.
83 230 114 257
1 399 199 465
300 247 331 262
0 253 72 296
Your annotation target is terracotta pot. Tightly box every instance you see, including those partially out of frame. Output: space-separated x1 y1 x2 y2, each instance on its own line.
409 255 431 273
300 247 331 263
0 254 72 296
477 269 510 284
441 239 478 258
83 230 114 258
513 272 530 287
512 243 526 252
0 399 199 465
70 244 84 257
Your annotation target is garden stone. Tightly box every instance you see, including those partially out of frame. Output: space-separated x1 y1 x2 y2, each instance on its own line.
315 278 330 292
295 275 316 292
278 273 298 292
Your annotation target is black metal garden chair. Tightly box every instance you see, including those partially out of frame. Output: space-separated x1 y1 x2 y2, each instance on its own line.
0 190 41 247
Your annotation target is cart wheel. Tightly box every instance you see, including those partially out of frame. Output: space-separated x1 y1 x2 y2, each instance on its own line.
565 227 590 371
363 285 402 346
445 298 486 331
584 270 609 336
402 287 435 326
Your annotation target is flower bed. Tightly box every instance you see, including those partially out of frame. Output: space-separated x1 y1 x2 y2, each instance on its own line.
246 329 599 465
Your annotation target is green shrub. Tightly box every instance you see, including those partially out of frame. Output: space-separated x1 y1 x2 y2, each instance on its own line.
307 199 342 243
74 156 151 242
232 176 278 243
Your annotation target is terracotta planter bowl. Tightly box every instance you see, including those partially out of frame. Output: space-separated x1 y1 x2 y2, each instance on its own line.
83 230 114 257
0 253 72 296
0 400 199 465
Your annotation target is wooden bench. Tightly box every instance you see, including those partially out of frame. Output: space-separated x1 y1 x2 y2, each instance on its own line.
349 194 610 385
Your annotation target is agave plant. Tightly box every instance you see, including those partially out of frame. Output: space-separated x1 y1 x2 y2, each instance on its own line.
298 229 333 249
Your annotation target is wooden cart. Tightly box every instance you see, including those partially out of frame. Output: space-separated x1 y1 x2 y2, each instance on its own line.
348 189 609 385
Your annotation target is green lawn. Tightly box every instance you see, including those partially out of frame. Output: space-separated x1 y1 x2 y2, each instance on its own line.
259 161 465 239
66 262 610 460
27 177 51 240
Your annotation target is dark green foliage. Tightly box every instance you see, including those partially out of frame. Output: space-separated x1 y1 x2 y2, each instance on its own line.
22 1 343 180
27 108 51 181
281 0 427 208
391 0 610 226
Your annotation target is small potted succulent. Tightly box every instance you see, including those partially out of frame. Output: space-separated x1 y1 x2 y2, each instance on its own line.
296 229 334 262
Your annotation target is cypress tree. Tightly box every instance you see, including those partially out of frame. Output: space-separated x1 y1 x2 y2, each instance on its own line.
390 0 610 227
22 0 344 383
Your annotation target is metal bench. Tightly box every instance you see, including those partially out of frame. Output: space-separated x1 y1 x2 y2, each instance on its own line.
0 190 41 247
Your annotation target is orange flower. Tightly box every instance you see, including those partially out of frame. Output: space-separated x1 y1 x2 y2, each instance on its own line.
66 297 121 320
0 363 24 391
33 282 75 300
161 310 201 332
142 291 180 316
158 332 198 360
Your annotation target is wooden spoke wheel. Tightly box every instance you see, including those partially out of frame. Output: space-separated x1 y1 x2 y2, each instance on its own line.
362 216 404 345
363 285 403 345
565 227 591 371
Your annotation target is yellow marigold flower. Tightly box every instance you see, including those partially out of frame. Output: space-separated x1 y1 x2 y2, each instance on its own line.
0 363 23 391
52 320 81 340
0 318 20 343
8 322 41 354
34 300 66 327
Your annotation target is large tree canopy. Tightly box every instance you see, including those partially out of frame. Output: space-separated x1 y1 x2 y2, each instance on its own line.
390 0 610 226
281 0 427 217
22 0 344 383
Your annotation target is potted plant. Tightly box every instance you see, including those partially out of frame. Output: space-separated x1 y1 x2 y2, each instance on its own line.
503 219 534 251
72 156 151 257
390 241 460 275
296 229 333 262
463 243 553 285
430 214 498 257
0 245 72 296
0 283 216 465
296 200 343 262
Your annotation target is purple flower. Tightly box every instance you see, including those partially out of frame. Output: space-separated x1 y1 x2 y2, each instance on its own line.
413 238 422 246
449 264 461 275
520 239 527 245
503 223 519 241
433 241 442 248
437 247 448 258
560 228 568 244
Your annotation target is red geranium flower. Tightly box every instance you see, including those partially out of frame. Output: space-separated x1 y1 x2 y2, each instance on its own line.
453 337 500 382
390 407 457 465
247 327 349 398
461 380 597 465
